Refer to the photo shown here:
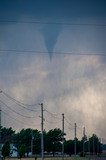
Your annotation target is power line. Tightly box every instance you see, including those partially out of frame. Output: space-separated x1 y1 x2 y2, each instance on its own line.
1 90 39 107
3 99 39 112
0 49 106 56
2 110 40 127
44 109 61 119
0 90 40 112
45 119 61 124
65 117 74 128
2 110 28 125
44 109 58 116
0 20 106 27
65 121 74 130
0 99 35 118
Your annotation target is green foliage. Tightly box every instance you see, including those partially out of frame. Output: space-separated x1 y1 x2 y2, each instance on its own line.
64 139 82 156
80 134 102 155
89 134 101 154
14 128 41 155
33 130 41 154
64 140 74 156
45 128 63 156
18 144 26 158
1 126 15 143
2 141 10 159
1 126 102 157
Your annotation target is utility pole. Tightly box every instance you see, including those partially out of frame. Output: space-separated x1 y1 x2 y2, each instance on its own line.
62 113 64 160
88 136 90 156
74 123 76 156
40 103 44 160
93 135 95 155
83 127 85 156
0 105 1 160
31 131 34 156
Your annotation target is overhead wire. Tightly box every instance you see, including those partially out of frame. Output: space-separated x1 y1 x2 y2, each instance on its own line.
2 110 29 125
65 117 74 128
2 90 39 107
0 20 106 27
0 90 40 112
0 49 106 56
0 99 35 118
44 103 61 119
0 19 104 136
65 122 74 131
64 116 83 139
2 110 40 129
44 106 84 139
0 20 105 60
45 118 61 124
76 124 83 136
44 108 61 119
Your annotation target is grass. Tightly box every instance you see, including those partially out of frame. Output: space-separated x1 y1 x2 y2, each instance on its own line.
5 157 90 160
5 155 106 160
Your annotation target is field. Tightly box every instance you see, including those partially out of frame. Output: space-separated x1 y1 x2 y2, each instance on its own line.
5 157 106 160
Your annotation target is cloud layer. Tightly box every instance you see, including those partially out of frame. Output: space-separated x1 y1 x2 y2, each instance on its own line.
0 0 106 141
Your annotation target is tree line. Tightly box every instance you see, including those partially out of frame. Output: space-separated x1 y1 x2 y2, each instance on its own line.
1 126 102 159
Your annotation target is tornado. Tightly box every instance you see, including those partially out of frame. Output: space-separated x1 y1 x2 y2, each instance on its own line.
41 24 62 60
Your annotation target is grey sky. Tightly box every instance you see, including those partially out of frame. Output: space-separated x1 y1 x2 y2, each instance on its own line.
0 0 106 141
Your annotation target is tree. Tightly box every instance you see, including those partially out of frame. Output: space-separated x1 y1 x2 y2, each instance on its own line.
2 141 10 159
18 144 26 159
64 140 74 156
14 128 32 156
14 128 41 156
64 138 81 156
1 126 15 143
89 134 101 155
45 128 63 156
32 130 41 154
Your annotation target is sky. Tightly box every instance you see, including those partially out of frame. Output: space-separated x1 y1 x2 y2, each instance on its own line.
0 0 106 141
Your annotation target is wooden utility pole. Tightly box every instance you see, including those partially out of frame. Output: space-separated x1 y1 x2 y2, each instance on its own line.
62 113 64 160
41 103 44 160
74 123 76 156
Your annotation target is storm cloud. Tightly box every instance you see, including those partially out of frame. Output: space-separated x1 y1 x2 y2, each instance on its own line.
0 0 106 141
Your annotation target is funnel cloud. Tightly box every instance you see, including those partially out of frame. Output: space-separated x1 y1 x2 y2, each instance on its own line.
0 0 106 142
41 24 62 59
